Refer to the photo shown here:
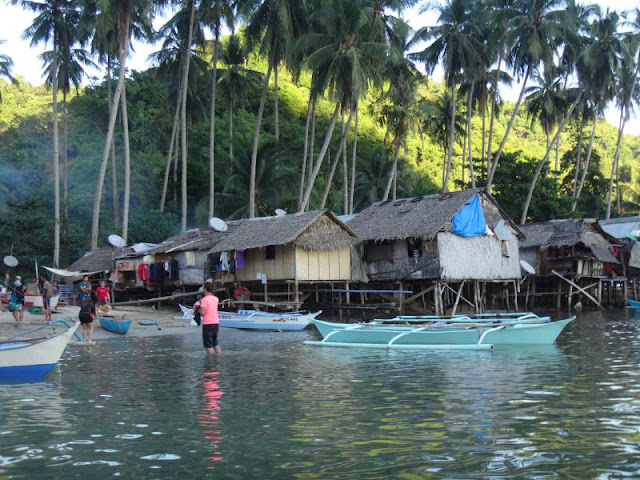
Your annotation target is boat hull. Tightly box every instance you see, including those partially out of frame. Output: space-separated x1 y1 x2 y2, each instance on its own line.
311 316 575 347
100 317 132 335
625 298 640 311
219 310 321 331
0 322 80 378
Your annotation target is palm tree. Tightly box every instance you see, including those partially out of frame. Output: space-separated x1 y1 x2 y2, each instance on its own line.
200 0 235 219
410 0 481 192
217 34 263 165
524 64 566 164
486 0 567 192
19 0 72 267
89 0 154 250
297 0 386 212
239 0 306 217
573 9 621 212
0 40 18 99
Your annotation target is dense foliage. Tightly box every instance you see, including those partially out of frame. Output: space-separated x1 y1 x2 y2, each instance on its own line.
0 0 639 270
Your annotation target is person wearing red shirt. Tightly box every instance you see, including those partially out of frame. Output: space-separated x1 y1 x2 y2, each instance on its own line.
95 280 111 305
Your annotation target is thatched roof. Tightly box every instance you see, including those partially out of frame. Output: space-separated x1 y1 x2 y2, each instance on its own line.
66 248 115 272
347 189 521 242
148 228 224 255
519 219 622 249
211 210 356 253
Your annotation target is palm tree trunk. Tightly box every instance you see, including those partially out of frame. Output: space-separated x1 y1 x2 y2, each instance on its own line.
91 27 129 251
443 80 457 192
62 92 69 237
52 51 60 267
300 103 341 212
487 63 531 192
466 84 475 188
486 51 503 178
461 126 466 185
274 60 279 141
572 105 599 212
383 136 402 201
120 82 131 244
605 107 627 219
571 114 587 199
228 99 234 162
106 56 120 229
180 0 196 232
160 98 181 211
349 105 358 214
249 52 275 218
320 106 354 208
342 120 348 214
307 100 317 185
208 33 220 218
520 93 582 224
298 95 313 210
481 106 486 176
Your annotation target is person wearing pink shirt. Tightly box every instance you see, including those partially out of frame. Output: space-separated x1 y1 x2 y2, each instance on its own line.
194 282 221 355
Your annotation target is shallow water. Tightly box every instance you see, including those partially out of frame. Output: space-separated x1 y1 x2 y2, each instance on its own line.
2 309 640 479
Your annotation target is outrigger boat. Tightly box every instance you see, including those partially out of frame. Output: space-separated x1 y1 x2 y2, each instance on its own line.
307 315 575 349
219 310 321 331
625 298 640 312
0 319 80 377
370 312 551 325
99 315 132 335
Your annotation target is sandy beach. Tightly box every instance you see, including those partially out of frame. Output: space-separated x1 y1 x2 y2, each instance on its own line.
0 303 197 341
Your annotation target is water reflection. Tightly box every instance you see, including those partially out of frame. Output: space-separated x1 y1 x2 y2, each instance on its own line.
197 367 225 468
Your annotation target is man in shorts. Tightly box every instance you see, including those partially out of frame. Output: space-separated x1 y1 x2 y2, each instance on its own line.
194 282 221 355
39 273 52 323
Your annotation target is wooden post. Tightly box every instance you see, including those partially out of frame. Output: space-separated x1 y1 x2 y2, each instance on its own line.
294 280 299 308
568 283 573 312
264 279 268 304
451 280 466 316
514 280 519 312
556 278 562 311
398 282 403 314
525 279 530 309
345 282 350 305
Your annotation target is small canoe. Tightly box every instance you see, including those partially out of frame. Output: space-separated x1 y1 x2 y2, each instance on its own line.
100 316 132 335
0 321 80 377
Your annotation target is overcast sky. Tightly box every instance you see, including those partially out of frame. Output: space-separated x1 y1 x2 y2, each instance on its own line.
0 0 637 134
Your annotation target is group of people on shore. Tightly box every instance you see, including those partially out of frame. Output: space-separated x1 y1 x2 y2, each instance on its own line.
8 273 58 326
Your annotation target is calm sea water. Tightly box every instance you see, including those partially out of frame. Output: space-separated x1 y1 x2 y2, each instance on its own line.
2 309 640 479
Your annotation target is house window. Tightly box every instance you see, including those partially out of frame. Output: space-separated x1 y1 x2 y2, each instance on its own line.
265 245 276 260
185 251 196 267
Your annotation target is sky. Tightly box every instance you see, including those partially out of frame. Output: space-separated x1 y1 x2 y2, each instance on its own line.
0 0 638 134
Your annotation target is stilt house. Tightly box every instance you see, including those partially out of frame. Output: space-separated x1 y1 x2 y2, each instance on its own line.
208 211 357 306
346 189 524 314
519 219 623 309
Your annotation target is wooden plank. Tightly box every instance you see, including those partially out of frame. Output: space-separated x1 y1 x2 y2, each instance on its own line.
551 270 604 310
450 280 466 316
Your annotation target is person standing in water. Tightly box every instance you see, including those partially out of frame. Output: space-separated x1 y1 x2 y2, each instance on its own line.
78 297 96 343
194 281 221 355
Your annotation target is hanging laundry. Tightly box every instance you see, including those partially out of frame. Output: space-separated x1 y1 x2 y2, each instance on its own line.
138 263 150 283
220 251 230 271
236 251 245 269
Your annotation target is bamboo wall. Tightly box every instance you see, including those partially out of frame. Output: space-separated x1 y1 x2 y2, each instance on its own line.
438 233 521 281
295 246 351 281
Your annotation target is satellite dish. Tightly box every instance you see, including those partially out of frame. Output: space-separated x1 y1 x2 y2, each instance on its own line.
209 217 228 232
520 260 536 275
275 208 286 217
108 234 126 248
3 255 18 268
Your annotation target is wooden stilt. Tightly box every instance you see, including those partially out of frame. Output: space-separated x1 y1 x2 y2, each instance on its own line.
556 278 562 311
398 282 403 314
514 280 519 312
552 270 604 310
451 281 466 316
525 279 530 309
568 284 573 312
345 282 350 305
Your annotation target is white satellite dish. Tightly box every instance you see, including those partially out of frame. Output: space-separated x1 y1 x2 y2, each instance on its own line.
520 260 536 275
275 208 286 217
3 255 18 267
108 234 126 248
209 217 228 232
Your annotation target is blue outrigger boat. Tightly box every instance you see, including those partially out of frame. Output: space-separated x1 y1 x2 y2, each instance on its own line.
307 314 575 350
100 316 132 335
625 298 640 312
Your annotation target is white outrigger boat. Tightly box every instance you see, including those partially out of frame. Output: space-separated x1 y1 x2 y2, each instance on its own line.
0 319 80 377
307 313 575 350
219 310 322 331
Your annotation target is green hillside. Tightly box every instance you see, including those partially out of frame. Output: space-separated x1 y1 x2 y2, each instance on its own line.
0 55 639 269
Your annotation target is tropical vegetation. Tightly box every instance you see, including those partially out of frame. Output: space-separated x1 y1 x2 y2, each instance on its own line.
0 0 639 272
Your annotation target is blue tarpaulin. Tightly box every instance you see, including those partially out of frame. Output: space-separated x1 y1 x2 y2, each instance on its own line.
451 194 486 237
